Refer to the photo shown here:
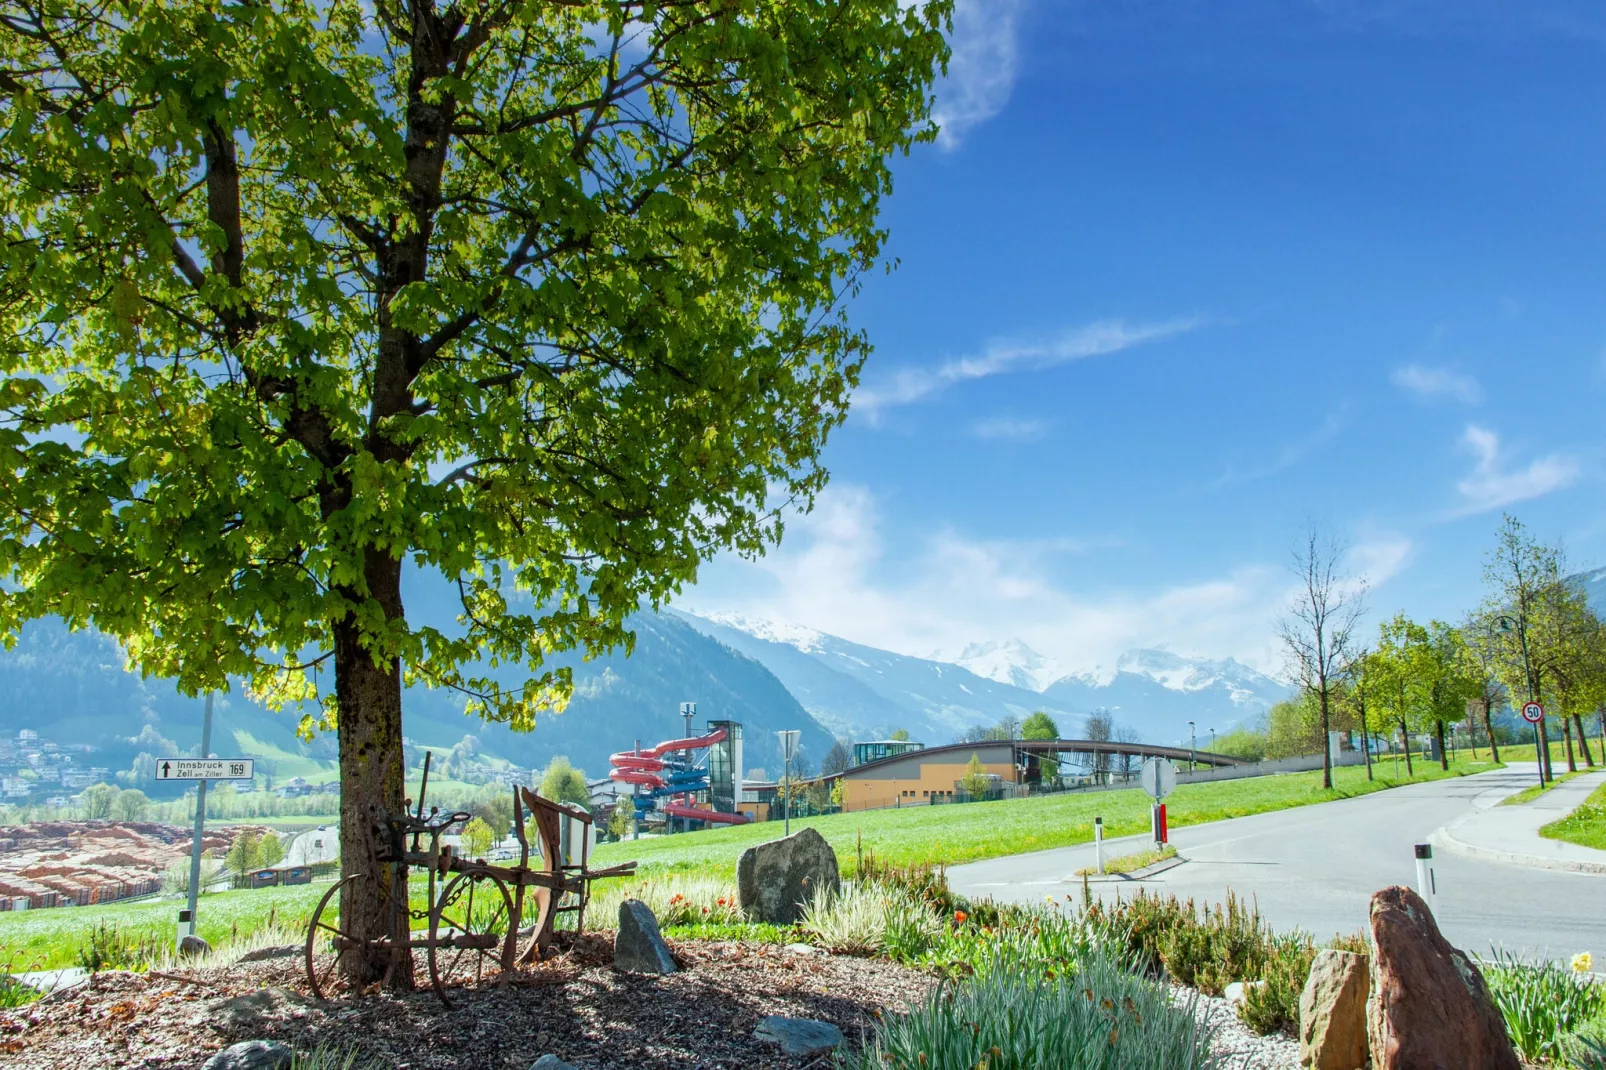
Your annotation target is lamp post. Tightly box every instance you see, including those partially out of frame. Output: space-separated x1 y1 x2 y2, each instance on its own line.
1188 721 1196 771
1210 728 1216 753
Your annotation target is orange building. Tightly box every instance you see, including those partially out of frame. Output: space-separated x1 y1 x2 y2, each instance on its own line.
832 741 1023 812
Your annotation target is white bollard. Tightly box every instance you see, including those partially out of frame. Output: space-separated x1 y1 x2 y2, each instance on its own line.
1094 817 1104 875
1414 843 1437 914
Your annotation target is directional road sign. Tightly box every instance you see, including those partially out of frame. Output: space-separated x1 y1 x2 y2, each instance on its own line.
1521 702 1544 725
1140 756 1176 801
778 730 801 763
156 758 254 781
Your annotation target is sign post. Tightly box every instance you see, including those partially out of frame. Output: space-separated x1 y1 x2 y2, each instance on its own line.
1140 757 1176 847
1094 816 1104 875
161 697 256 950
181 694 211 950
1521 702 1545 788
778 730 801 837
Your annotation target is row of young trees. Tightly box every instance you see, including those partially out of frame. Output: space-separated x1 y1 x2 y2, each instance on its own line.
1280 514 1606 786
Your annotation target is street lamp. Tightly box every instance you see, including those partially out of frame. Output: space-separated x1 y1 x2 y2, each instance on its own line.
777 730 800 836
1188 721 1196 771
1210 728 1216 753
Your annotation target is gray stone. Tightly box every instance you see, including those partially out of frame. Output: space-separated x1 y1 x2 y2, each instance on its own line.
1299 949 1369 1070
237 945 299 964
178 934 211 958
736 827 840 924
782 942 823 955
529 1057 578 1070
200 1040 293 1070
613 899 676 975
754 1015 844 1057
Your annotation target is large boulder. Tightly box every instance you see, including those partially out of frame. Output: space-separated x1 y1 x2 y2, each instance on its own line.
614 899 676 975
1299 949 1369 1070
1366 886 1520 1070
736 827 839 924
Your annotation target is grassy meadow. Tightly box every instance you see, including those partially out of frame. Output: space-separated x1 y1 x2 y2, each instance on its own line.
1 755 1498 973
1541 782 1606 852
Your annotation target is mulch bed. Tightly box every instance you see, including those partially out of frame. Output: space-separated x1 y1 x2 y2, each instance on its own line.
0 938 936 1070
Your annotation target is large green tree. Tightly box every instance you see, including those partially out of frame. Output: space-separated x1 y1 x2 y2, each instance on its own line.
0 0 949 986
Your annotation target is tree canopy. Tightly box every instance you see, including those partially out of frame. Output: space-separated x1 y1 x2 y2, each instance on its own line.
0 0 951 985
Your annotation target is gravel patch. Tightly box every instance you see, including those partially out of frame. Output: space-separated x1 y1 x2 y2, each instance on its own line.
1176 986 1299 1070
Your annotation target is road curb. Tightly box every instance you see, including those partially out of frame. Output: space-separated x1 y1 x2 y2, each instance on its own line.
1074 854 1189 883
1429 824 1606 876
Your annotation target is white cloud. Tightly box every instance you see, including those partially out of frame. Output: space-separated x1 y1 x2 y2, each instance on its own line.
929 0 1030 149
973 416 1049 441
1205 412 1347 491
1391 364 1483 404
682 484 1394 676
855 317 1200 417
1454 425 1580 514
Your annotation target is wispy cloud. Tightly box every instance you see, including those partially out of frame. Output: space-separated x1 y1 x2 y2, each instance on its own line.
682 484 1393 676
856 317 1201 418
1204 412 1347 491
973 416 1050 442
1391 364 1483 404
1454 425 1580 514
913 0 1030 149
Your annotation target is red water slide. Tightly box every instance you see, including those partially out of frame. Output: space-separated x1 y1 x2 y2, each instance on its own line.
608 727 728 772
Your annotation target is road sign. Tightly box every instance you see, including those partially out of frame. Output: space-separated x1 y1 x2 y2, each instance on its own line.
778 730 801 763
1140 757 1176 801
1521 702 1544 724
156 758 253 781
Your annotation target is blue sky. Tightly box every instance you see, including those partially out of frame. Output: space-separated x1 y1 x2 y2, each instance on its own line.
684 0 1606 678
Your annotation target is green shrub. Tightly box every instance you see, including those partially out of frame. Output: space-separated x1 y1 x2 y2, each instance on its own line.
76 920 163 973
800 880 937 955
1481 949 1606 1063
855 851 957 914
1238 932 1317 1036
846 952 1217 1070
1089 890 1268 996
917 902 1120 981
1567 1023 1606 1070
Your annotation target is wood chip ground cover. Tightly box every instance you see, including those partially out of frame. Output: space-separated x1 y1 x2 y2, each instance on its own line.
0 940 935 1070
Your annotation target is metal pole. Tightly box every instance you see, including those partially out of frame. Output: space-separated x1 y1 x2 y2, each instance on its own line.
1188 721 1196 771
1515 617 1547 785
783 751 791 837
181 692 213 949
1094 816 1104 875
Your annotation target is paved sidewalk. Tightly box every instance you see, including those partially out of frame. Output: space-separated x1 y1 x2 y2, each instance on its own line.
1431 764 1606 874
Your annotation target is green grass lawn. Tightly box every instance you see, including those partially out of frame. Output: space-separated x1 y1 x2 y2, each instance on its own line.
1494 738 1604 769
0 882 330 973
1540 782 1606 852
591 756 1498 879
1500 770 1585 806
0 756 1496 973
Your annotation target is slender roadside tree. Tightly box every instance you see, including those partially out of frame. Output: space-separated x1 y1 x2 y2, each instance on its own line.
1341 648 1378 780
0 0 951 988
1484 515 1562 780
1531 581 1604 772
1279 528 1367 789
1461 608 1511 764
1416 620 1479 771
1374 614 1423 777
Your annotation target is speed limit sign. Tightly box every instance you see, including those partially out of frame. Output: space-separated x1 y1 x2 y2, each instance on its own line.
1521 702 1544 724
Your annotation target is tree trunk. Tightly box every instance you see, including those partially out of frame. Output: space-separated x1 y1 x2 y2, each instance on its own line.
1400 718 1414 777
1562 715 1577 773
1319 686 1333 790
1572 714 1594 768
1362 717 1373 781
1538 714 1554 781
333 551 412 990
1484 704 1500 765
1436 720 1448 771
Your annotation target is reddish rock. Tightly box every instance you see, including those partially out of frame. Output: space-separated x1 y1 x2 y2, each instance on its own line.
1366 886 1519 1070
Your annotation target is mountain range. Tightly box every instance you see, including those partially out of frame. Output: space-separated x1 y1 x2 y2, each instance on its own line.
673 611 1291 747
1 605 1293 799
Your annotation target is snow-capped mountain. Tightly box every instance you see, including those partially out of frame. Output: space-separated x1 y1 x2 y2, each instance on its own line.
951 639 1067 692
677 612 1292 748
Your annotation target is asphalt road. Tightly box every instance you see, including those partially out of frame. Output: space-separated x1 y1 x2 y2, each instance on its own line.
948 765 1605 962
